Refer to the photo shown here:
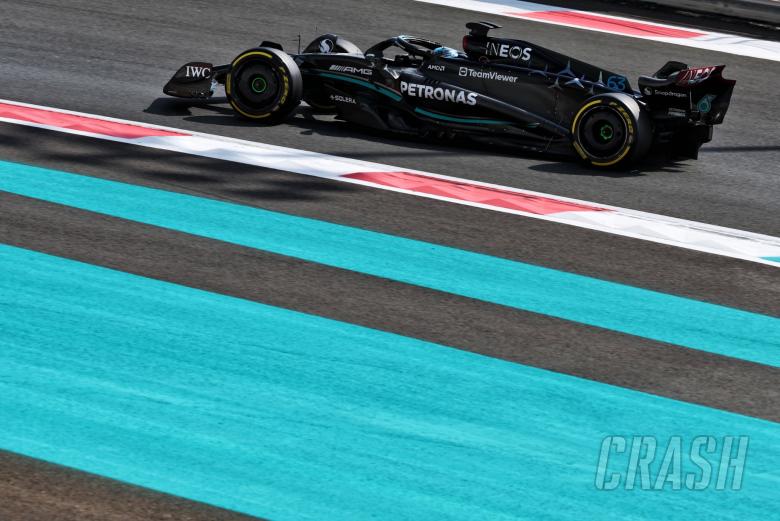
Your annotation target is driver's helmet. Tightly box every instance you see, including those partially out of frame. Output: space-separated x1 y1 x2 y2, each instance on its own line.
432 46 459 58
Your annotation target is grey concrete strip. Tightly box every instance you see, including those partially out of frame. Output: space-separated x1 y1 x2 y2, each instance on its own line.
1 124 777 318
2 191 778 422
0 451 265 521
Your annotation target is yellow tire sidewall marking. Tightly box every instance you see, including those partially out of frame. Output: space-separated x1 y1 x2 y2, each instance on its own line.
573 99 635 167
229 51 289 119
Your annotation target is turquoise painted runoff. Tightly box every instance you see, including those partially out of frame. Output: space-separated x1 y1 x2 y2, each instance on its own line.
763 256 780 263
1 244 778 520
0 159 778 366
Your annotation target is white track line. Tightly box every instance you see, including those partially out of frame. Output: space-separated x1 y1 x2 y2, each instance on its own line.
1 98 779 267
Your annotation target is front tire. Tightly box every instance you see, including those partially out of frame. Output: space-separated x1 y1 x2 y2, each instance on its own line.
571 93 650 169
226 47 303 123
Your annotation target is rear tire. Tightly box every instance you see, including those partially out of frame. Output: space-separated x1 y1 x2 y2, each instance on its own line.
226 47 303 123
571 93 651 169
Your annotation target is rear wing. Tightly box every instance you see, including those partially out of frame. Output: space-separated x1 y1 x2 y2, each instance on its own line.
639 64 736 124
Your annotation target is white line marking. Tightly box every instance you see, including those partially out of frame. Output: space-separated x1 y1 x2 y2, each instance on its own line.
1 98 779 267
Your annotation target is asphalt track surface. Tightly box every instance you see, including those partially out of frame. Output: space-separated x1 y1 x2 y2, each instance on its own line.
0 1 778 520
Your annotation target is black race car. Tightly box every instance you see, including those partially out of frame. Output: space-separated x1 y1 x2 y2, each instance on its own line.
163 22 735 169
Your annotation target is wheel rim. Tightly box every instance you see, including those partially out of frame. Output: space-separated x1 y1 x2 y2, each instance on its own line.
577 106 629 160
233 62 282 110
598 123 614 142
250 76 268 94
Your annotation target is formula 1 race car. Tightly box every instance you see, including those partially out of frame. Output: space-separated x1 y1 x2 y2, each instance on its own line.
163 21 735 168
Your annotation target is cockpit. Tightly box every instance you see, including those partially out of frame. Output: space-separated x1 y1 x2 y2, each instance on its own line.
364 35 465 67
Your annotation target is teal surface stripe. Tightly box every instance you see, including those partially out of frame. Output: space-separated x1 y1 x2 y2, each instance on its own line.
763 256 780 263
1 244 778 521
0 160 778 367
414 107 512 125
